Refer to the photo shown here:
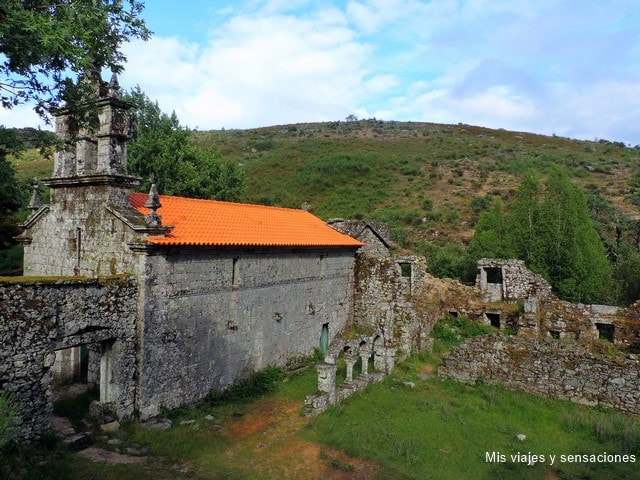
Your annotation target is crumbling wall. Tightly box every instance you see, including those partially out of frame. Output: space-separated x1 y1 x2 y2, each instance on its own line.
477 258 552 303
0 277 137 441
353 253 430 357
305 332 390 415
439 334 640 415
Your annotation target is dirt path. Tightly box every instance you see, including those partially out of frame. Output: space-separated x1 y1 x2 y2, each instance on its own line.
220 396 381 479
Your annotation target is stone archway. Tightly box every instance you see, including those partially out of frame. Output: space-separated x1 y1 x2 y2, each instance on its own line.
0 278 138 442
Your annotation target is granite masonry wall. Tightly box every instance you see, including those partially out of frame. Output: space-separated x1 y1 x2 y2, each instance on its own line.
353 253 430 356
0 277 137 441
439 334 640 415
135 247 357 419
20 185 144 277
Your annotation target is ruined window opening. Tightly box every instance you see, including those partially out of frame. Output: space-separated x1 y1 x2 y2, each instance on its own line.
399 262 412 277
596 323 614 342
485 267 502 284
232 258 240 287
449 310 459 318
485 312 501 329
549 330 561 339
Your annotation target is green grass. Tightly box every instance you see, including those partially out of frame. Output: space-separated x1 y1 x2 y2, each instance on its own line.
304 360 640 480
3 350 640 479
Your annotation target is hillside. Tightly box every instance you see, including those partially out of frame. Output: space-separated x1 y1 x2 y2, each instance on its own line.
193 120 640 250
9 120 640 255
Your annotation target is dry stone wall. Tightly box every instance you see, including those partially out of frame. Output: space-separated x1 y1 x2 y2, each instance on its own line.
0 277 137 441
439 334 640 415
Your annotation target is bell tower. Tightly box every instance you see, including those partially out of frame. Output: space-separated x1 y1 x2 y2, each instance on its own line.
48 71 139 205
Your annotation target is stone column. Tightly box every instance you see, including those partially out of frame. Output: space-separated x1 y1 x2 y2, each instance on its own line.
344 351 357 383
317 363 337 397
384 348 396 374
359 347 372 377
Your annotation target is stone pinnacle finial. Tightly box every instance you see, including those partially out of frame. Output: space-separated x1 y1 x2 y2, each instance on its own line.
144 173 163 227
28 179 41 211
108 73 120 98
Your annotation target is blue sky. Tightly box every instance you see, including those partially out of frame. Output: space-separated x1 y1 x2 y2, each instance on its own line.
4 0 640 144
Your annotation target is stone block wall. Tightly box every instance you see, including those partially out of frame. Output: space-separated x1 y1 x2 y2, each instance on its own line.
353 253 430 356
0 277 137 441
439 334 640 415
20 187 143 277
135 248 357 419
477 258 552 303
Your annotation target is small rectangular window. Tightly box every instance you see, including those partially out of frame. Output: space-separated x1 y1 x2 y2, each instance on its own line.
399 262 412 277
485 312 501 329
232 258 240 287
485 267 503 284
596 323 614 342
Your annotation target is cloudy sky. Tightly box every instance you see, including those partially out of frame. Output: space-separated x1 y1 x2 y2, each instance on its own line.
4 0 640 145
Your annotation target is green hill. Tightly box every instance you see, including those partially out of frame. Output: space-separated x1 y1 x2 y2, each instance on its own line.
193 120 640 250
8 120 640 264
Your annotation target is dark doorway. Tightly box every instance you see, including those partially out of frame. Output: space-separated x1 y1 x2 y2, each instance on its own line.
485 312 501 329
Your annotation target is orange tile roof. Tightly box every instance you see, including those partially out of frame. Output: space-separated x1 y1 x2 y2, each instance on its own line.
130 192 363 248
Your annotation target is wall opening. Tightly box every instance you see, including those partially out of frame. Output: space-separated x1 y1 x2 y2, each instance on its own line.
596 322 615 342
319 323 329 354
485 312 501 329
485 267 503 284
232 257 240 287
399 262 412 277
549 330 561 339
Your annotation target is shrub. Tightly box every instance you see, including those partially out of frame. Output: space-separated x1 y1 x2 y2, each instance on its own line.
0 393 18 451
207 365 285 404
431 316 493 350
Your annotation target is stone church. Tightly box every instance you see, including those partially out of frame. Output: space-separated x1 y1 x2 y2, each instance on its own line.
15 74 366 424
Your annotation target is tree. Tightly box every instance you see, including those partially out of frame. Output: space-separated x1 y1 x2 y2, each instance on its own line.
467 168 612 303
613 249 640 306
124 87 246 201
0 0 150 126
536 168 612 303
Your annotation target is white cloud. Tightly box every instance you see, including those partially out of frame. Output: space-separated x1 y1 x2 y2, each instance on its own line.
0 104 48 130
121 8 373 129
96 1 640 144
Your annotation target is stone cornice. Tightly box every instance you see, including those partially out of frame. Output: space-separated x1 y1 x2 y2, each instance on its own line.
43 174 141 189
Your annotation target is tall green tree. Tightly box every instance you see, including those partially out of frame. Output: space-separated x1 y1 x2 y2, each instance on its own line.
124 87 245 201
467 168 612 303
466 198 516 262
536 168 612 302
0 0 150 126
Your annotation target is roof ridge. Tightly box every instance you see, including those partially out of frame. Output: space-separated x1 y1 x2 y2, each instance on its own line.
131 191 314 214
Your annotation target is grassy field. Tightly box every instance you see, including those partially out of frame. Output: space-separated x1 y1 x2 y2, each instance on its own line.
3 327 639 480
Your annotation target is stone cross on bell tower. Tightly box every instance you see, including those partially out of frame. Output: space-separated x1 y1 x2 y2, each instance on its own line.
46 71 140 206
53 72 130 177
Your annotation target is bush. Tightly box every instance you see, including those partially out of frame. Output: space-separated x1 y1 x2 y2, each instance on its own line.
431 316 493 350
207 365 286 404
0 393 18 450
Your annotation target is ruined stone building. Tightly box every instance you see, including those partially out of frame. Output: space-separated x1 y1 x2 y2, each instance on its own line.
11 72 638 442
